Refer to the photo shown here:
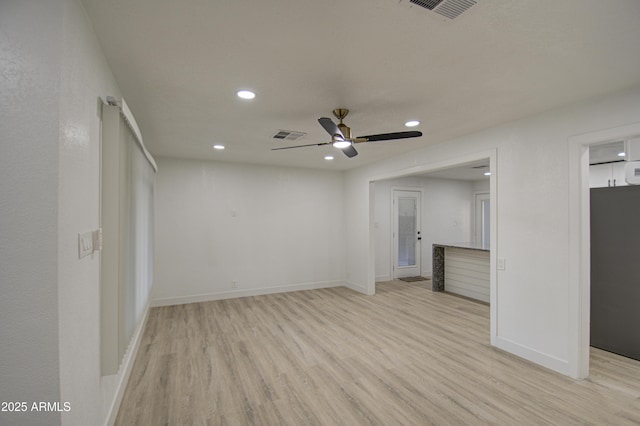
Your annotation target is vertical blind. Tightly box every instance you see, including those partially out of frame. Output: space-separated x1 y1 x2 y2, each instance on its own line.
123 135 155 346
101 97 156 375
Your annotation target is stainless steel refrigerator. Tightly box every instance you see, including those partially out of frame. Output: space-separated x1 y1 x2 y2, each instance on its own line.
590 184 640 361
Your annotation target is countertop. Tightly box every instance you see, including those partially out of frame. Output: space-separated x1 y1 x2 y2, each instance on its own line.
432 241 490 252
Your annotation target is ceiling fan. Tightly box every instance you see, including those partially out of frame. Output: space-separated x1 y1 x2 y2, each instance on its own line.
272 108 423 158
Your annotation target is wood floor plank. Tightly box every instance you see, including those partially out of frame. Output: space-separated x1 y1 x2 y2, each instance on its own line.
115 281 640 425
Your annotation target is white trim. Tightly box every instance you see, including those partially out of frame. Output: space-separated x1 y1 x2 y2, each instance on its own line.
368 183 377 294
151 280 345 307
346 279 372 295
489 150 497 346
392 188 423 279
376 274 392 282
494 335 570 376
567 121 640 379
102 96 158 172
103 302 151 426
389 185 425 279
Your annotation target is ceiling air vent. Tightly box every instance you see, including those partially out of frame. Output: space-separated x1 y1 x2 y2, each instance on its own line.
410 0 477 19
409 0 445 10
273 130 306 141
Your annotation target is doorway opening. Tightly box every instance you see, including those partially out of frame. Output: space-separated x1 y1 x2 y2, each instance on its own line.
568 122 640 379
369 150 496 344
589 137 640 362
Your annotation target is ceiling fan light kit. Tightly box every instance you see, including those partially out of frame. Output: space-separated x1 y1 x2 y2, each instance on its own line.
272 108 423 159
333 140 352 149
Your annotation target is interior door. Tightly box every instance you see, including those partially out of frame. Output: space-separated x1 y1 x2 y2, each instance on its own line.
393 190 421 278
475 193 490 249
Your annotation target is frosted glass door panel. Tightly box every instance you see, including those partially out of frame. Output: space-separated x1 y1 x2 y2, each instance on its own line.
398 198 417 267
475 192 491 250
393 190 421 278
481 199 490 249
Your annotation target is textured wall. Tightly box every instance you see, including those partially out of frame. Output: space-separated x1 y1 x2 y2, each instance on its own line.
0 0 133 425
57 0 124 425
153 158 347 305
0 1 63 425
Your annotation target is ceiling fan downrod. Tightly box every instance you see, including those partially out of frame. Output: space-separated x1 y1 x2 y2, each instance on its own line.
333 108 351 139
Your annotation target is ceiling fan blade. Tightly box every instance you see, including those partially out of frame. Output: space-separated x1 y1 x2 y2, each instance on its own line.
271 142 331 151
318 117 345 140
356 131 422 142
341 145 358 158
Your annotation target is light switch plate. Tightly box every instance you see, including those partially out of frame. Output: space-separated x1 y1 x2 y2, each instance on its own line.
78 231 93 259
92 228 102 251
497 257 506 271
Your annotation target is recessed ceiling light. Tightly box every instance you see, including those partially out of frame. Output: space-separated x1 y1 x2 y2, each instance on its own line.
324 155 334 160
405 120 420 127
618 152 626 157
237 90 255 100
213 144 225 150
484 172 491 176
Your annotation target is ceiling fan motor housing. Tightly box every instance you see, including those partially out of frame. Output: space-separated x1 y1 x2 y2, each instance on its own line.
338 123 351 139
333 109 351 139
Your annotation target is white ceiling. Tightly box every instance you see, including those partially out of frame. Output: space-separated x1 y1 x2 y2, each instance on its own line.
415 159 490 181
81 0 640 171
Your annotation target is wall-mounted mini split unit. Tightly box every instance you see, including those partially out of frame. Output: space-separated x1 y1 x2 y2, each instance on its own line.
409 0 477 19
626 161 640 185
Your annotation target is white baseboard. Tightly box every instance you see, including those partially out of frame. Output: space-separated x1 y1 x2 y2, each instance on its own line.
103 303 151 426
151 280 344 307
345 280 372 295
494 335 570 377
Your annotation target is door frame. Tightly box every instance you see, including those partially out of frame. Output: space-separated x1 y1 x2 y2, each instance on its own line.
392 188 422 279
568 121 640 379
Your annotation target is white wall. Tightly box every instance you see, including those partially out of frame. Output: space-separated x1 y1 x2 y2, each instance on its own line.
57 1 132 425
473 179 490 193
1 1 63 425
153 158 347 305
374 177 475 281
345 85 640 378
1 1 143 425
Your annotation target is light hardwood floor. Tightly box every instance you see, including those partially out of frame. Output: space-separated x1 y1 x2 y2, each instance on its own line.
115 281 640 425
